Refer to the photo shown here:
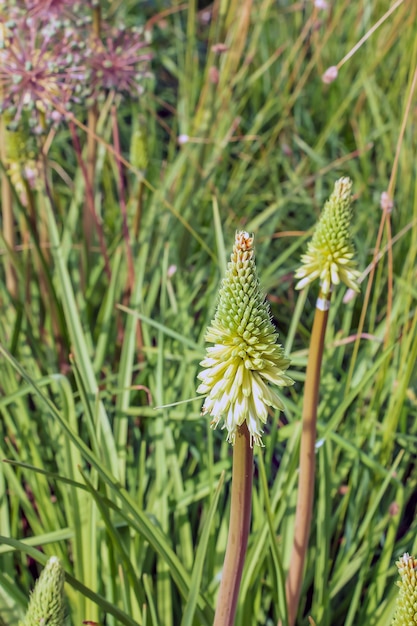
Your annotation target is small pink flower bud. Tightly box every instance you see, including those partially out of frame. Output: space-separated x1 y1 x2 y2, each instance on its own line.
322 65 338 84
380 191 394 214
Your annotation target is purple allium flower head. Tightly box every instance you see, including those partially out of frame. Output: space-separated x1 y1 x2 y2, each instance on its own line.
86 27 152 100
26 0 81 17
0 13 86 125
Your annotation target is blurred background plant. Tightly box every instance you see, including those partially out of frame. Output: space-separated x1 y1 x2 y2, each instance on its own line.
0 0 416 625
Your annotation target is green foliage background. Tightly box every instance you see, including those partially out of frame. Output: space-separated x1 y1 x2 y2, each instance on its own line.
1 0 417 625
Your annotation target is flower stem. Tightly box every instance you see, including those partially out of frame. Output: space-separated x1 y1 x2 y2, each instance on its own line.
285 291 330 626
84 5 101 267
0 115 17 299
214 422 253 626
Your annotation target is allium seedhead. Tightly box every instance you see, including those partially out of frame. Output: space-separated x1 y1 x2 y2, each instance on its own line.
22 556 65 626
391 553 417 625
294 177 360 296
197 231 293 447
0 14 86 125
86 27 152 100
25 0 81 17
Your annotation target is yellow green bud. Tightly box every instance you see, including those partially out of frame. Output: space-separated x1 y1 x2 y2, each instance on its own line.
129 125 148 172
21 557 65 626
294 177 360 296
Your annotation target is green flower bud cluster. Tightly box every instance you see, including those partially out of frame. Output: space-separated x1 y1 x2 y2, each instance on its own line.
295 177 360 296
20 557 65 626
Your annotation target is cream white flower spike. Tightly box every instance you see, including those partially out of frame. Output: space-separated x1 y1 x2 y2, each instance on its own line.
197 231 293 446
391 553 417 625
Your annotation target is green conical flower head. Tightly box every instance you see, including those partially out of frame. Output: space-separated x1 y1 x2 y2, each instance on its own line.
391 553 417 625
294 177 360 296
21 557 65 626
197 231 293 446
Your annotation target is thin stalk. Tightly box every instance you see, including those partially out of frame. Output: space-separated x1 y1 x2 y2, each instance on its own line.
69 121 111 280
285 290 330 626
111 107 144 364
1 170 16 297
0 114 17 299
111 105 135 291
213 422 253 626
83 4 101 254
83 106 98 252
132 178 145 241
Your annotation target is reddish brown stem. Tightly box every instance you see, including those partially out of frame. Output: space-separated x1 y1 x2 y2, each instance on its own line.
213 422 253 626
110 107 144 362
111 106 135 291
69 121 111 280
285 293 330 626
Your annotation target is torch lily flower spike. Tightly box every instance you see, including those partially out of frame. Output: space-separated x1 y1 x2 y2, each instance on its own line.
294 177 360 296
197 231 293 447
285 177 360 626
21 556 65 626
391 553 417 626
